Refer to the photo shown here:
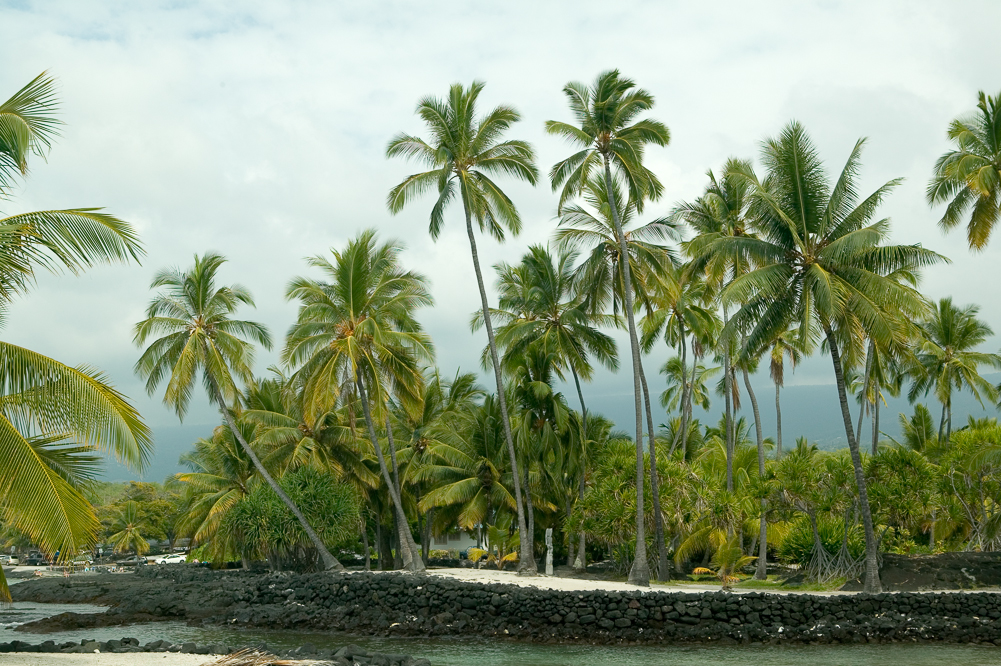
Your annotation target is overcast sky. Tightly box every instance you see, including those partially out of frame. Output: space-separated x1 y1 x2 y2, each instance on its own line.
2 1 1000 447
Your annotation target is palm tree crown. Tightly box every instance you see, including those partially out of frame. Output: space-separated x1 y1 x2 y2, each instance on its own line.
927 90 1001 250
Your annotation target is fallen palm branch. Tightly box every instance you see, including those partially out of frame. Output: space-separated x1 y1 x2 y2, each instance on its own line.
200 649 297 666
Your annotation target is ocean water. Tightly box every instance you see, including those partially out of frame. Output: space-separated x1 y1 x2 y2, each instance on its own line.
1 599 998 666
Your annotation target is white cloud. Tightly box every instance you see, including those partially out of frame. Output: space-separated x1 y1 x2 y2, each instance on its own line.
1 0 999 444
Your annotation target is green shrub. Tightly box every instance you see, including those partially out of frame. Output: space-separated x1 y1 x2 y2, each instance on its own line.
777 515 864 566
218 467 362 571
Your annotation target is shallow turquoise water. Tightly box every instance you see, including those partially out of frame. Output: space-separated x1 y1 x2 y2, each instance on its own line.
1 601 999 665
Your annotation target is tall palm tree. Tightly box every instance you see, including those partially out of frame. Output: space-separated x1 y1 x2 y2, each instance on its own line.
283 231 433 571
908 297 1001 443
546 71 670 586
716 122 945 592
769 327 804 459
133 253 344 569
927 90 1001 250
675 158 758 494
387 82 539 573
478 244 618 571
0 73 152 601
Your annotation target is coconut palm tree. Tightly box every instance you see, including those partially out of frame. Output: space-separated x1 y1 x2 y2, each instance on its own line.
907 297 1001 443
243 372 376 488
675 158 758 495
171 421 259 554
419 392 519 531
107 501 149 557
392 369 484 561
927 90 1001 250
547 69 670 586
716 122 945 592
283 230 433 571
477 244 618 571
386 82 539 573
133 253 345 570
0 73 152 601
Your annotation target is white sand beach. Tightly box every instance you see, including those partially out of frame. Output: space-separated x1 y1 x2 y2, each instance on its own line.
0 656 216 666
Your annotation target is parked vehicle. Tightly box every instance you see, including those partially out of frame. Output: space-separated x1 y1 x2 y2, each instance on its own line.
154 553 187 565
23 552 51 566
115 555 147 567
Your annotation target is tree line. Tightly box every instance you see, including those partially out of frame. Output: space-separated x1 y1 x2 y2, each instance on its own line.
1 71 1000 598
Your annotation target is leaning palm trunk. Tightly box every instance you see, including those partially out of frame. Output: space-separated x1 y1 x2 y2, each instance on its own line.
386 412 407 569
354 370 423 572
741 366 768 580
462 202 536 574
824 325 881 592
601 159 649 586
208 375 342 572
571 367 588 572
640 363 670 580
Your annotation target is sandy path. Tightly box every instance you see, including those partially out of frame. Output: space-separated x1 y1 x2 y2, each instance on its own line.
426 567 893 596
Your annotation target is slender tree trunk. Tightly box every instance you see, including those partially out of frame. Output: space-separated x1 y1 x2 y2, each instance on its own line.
824 325 881 593
601 159 648 587
571 367 588 573
640 362 670 581
871 383 880 456
946 400 952 444
775 382 783 459
722 307 734 493
668 319 689 460
938 403 947 443
361 520 370 571
208 378 343 572
525 466 535 568
354 369 423 572
386 411 405 569
930 508 936 550
856 340 874 443
462 200 535 575
741 366 768 580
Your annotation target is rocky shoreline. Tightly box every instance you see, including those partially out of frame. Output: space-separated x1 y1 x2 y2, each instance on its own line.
12 567 1001 646
0 637 427 665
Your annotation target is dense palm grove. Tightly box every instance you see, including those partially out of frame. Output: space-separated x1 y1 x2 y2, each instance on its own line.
3 72 1001 599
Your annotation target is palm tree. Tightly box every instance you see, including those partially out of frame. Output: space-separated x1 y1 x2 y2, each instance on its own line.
243 372 376 487
478 244 618 571
133 253 344 570
927 90 1001 250
392 369 484 561
769 327 804 459
659 357 719 415
419 392 519 531
546 71 670 586
107 501 150 557
0 73 152 601
675 158 758 494
716 122 945 592
908 297 1001 443
386 82 539 573
283 231 433 571
172 422 259 555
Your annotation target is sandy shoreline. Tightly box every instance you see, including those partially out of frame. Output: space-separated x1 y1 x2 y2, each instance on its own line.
0 656 216 666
